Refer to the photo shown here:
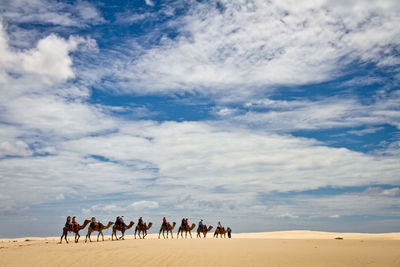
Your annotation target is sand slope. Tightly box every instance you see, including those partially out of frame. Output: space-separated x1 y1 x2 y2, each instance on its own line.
1 231 399 267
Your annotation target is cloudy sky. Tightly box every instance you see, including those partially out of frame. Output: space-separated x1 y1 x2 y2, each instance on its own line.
0 0 399 237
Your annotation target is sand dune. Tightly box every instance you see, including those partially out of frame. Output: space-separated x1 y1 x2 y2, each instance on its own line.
1 231 399 266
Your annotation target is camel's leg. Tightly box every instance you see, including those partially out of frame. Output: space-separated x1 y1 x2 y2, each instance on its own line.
158 229 161 239
120 230 124 240
60 231 66 244
86 230 92 242
101 231 104 241
64 232 69 243
189 231 192 238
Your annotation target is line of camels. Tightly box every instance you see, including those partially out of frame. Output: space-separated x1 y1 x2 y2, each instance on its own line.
60 219 231 243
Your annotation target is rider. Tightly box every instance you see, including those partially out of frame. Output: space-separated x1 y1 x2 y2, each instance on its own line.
199 219 205 231
115 216 121 227
138 217 143 229
185 218 188 229
181 218 186 228
162 217 167 228
65 216 72 230
71 216 79 231
217 221 222 231
120 216 126 228
90 217 97 229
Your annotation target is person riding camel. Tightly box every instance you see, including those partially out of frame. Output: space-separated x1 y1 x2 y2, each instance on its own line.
138 217 144 230
217 221 222 231
185 218 188 229
181 218 186 229
115 216 121 227
162 217 167 228
65 216 73 230
72 216 79 231
199 219 206 231
90 217 97 229
120 216 126 228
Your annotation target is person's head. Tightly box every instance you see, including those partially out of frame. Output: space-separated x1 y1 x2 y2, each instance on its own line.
72 216 76 222
92 217 96 221
163 217 165 219
67 216 71 221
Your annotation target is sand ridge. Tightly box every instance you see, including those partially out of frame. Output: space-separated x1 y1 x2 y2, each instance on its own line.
1 231 400 267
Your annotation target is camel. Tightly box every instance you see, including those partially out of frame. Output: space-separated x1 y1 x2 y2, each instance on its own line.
158 222 176 239
60 219 90 244
177 223 196 239
214 227 231 238
134 222 153 239
197 225 213 238
111 221 135 240
85 221 114 242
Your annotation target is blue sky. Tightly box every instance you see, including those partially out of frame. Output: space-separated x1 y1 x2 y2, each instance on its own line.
0 0 399 237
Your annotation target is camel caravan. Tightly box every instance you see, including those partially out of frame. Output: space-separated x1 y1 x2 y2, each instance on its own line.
60 216 231 243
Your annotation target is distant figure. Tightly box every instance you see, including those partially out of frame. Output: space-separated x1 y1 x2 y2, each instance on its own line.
115 216 121 227
65 216 72 230
228 228 232 238
185 218 188 229
120 216 126 228
138 217 143 229
90 217 97 229
72 216 79 231
181 218 186 228
217 221 222 231
199 219 206 231
162 217 167 228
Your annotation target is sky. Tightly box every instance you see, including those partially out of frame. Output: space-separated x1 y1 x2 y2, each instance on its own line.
0 0 399 238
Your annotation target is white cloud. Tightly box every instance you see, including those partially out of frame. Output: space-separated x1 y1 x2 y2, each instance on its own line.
278 213 299 219
348 127 384 136
0 140 32 157
145 0 155 7
130 200 159 210
225 92 400 131
55 194 64 200
109 0 400 97
363 187 400 197
0 0 105 27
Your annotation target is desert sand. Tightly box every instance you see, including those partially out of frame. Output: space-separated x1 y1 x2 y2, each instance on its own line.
1 231 399 266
